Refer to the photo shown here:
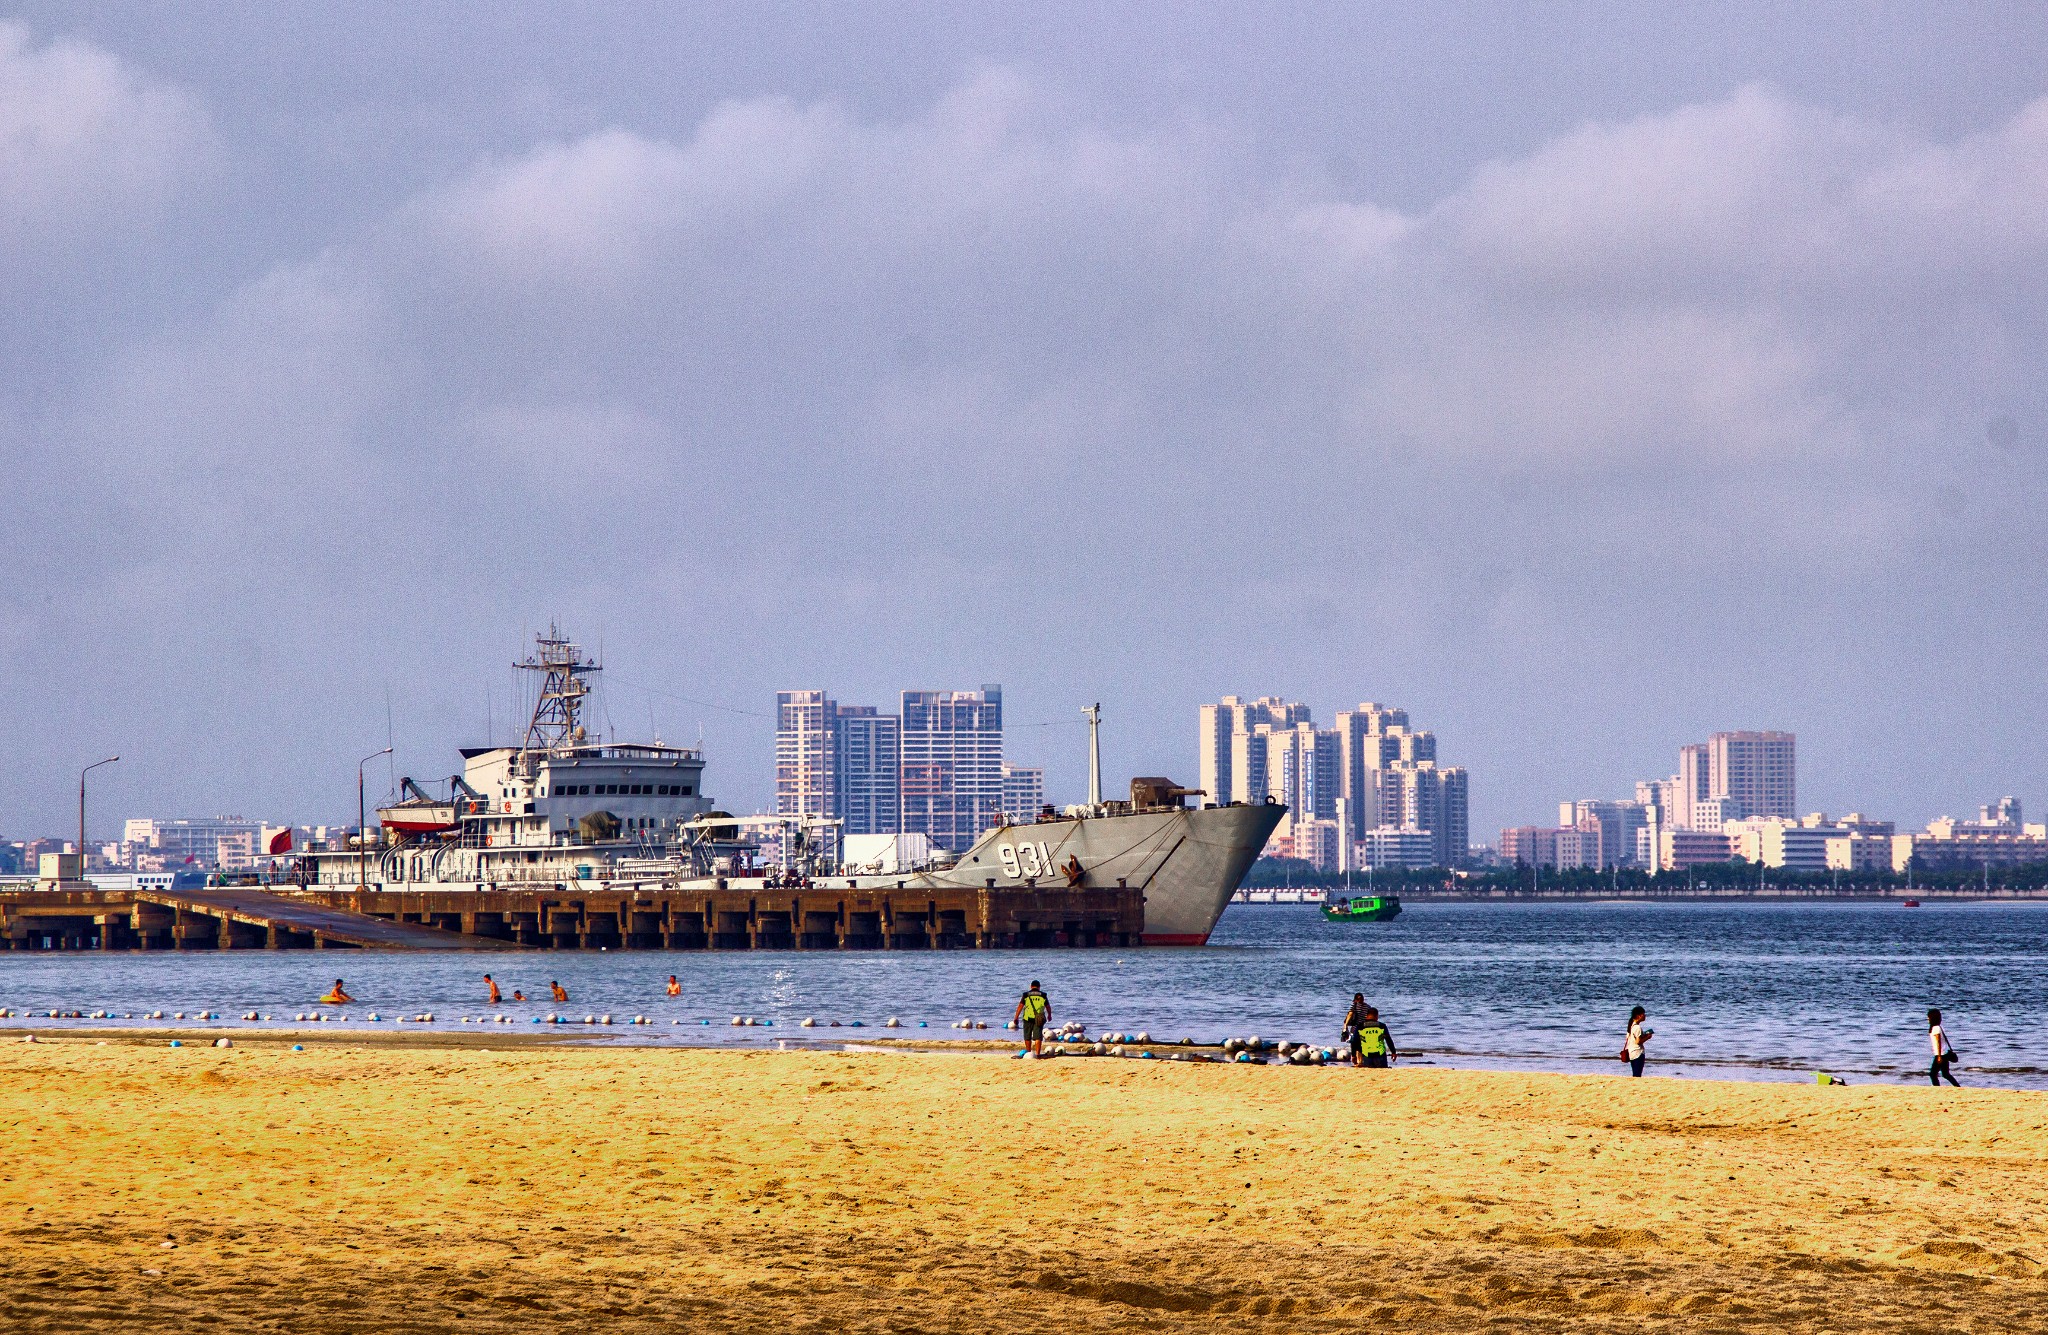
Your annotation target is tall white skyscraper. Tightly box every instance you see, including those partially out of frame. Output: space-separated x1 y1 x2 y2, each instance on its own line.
901 686 1004 853
774 690 838 827
1710 730 1796 822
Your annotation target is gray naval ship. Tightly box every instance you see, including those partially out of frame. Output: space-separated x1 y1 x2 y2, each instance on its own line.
299 629 1283 945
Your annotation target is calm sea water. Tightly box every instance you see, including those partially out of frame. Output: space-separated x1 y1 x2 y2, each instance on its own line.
3 901 2044 1089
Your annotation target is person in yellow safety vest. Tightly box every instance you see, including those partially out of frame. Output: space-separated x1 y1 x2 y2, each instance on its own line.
1013 981 1052 1058
1355 1006 1397 1069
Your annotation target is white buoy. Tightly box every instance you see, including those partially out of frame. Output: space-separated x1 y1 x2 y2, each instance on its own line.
731 1015 744 1026
22 1035 36 1044
600 1015 613 1025
885 1017 901 1028
800 1017 816 1028
213 1037 232 1049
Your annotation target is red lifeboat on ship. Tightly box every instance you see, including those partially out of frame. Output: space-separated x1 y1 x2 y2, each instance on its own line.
376 777 475 836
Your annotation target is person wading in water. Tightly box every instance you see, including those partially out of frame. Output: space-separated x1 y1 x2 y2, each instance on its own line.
1343 993 1372 1068
1013 981 1051 1058
1623 1006 1653 1077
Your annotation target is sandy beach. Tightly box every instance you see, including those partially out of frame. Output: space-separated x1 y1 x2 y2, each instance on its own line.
3 1035 2044 1333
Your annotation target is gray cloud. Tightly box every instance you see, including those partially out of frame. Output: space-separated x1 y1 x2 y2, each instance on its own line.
4 16 2046 840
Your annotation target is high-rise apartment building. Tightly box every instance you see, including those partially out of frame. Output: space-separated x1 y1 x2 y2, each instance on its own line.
901 686 1004 853
774 691 839 832
1199 696 1311 805
1383 761 1468 868
1640 731 1796 834
1710 731 1796 823
834 706 901 837
1677 743 1711 830
1200 693 1470 867
1263 723 1342 827
1001 763 1045 823
1335 704 1401 823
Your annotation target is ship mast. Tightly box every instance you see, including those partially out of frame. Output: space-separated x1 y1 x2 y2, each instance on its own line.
516 624 600 755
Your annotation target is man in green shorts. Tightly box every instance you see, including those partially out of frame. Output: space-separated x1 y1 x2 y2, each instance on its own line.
1013 980 1051 1058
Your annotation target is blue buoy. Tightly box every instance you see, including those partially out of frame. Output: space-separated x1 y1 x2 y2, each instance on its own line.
169 1040 182 1048
291 1044 304 1052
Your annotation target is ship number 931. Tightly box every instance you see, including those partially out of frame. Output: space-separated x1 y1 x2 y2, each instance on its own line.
998 842 1056 878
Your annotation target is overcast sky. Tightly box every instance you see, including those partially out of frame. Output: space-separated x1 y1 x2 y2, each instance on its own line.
4 3 2046 842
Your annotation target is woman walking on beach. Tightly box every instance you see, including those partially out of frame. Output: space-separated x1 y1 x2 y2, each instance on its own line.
1624 1006 1652 1077
1928 1009 1961 1086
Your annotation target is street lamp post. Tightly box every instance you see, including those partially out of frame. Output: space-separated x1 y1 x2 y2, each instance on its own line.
358 747 393 892
79 756 120 864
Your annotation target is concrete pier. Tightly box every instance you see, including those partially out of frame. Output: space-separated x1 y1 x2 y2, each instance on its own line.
307 882 1144 951
0 880 1143 951
0 883 516 951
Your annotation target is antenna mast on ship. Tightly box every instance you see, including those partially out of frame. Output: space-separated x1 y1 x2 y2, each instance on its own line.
516 624 600 753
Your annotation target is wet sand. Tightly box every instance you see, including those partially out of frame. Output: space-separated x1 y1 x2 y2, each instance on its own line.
3 1037 2044 1333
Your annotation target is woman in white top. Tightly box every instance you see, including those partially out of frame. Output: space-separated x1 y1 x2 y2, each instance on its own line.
1624 1005 1652 1077
1927 1008 1961 1086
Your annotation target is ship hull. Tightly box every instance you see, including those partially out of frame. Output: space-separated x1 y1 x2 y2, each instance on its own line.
922 802 1285 946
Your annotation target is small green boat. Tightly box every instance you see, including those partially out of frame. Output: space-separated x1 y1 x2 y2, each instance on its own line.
1321 894 1402 922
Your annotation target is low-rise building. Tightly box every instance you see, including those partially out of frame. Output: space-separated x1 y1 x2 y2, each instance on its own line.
1361 825 1437 870
121 817 266 870
1826 831 1893 872
1498 826 1557 867
1657 829 1734 870
1724 816 1839 871
1893 830 2048 872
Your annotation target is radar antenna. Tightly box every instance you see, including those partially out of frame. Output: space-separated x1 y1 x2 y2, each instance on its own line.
516 624 600 752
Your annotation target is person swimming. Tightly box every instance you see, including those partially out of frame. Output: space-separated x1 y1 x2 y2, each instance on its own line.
319 979 353 1005
486 974 502 1005
550 980 569 1003
511 990 527 1002
666 975 681 997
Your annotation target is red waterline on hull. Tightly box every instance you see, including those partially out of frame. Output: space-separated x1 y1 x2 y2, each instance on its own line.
1141 932 1211 947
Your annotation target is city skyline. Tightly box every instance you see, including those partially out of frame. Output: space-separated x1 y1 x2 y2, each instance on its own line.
10 670 2047 859
5 9 2047 840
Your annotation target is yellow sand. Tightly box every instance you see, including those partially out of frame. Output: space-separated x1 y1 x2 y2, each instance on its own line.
3 1037 2045 1332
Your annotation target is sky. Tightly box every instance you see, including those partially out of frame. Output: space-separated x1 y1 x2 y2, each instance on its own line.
3 2 2046 842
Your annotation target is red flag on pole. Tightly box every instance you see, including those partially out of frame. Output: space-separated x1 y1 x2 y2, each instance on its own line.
269 828 294 855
